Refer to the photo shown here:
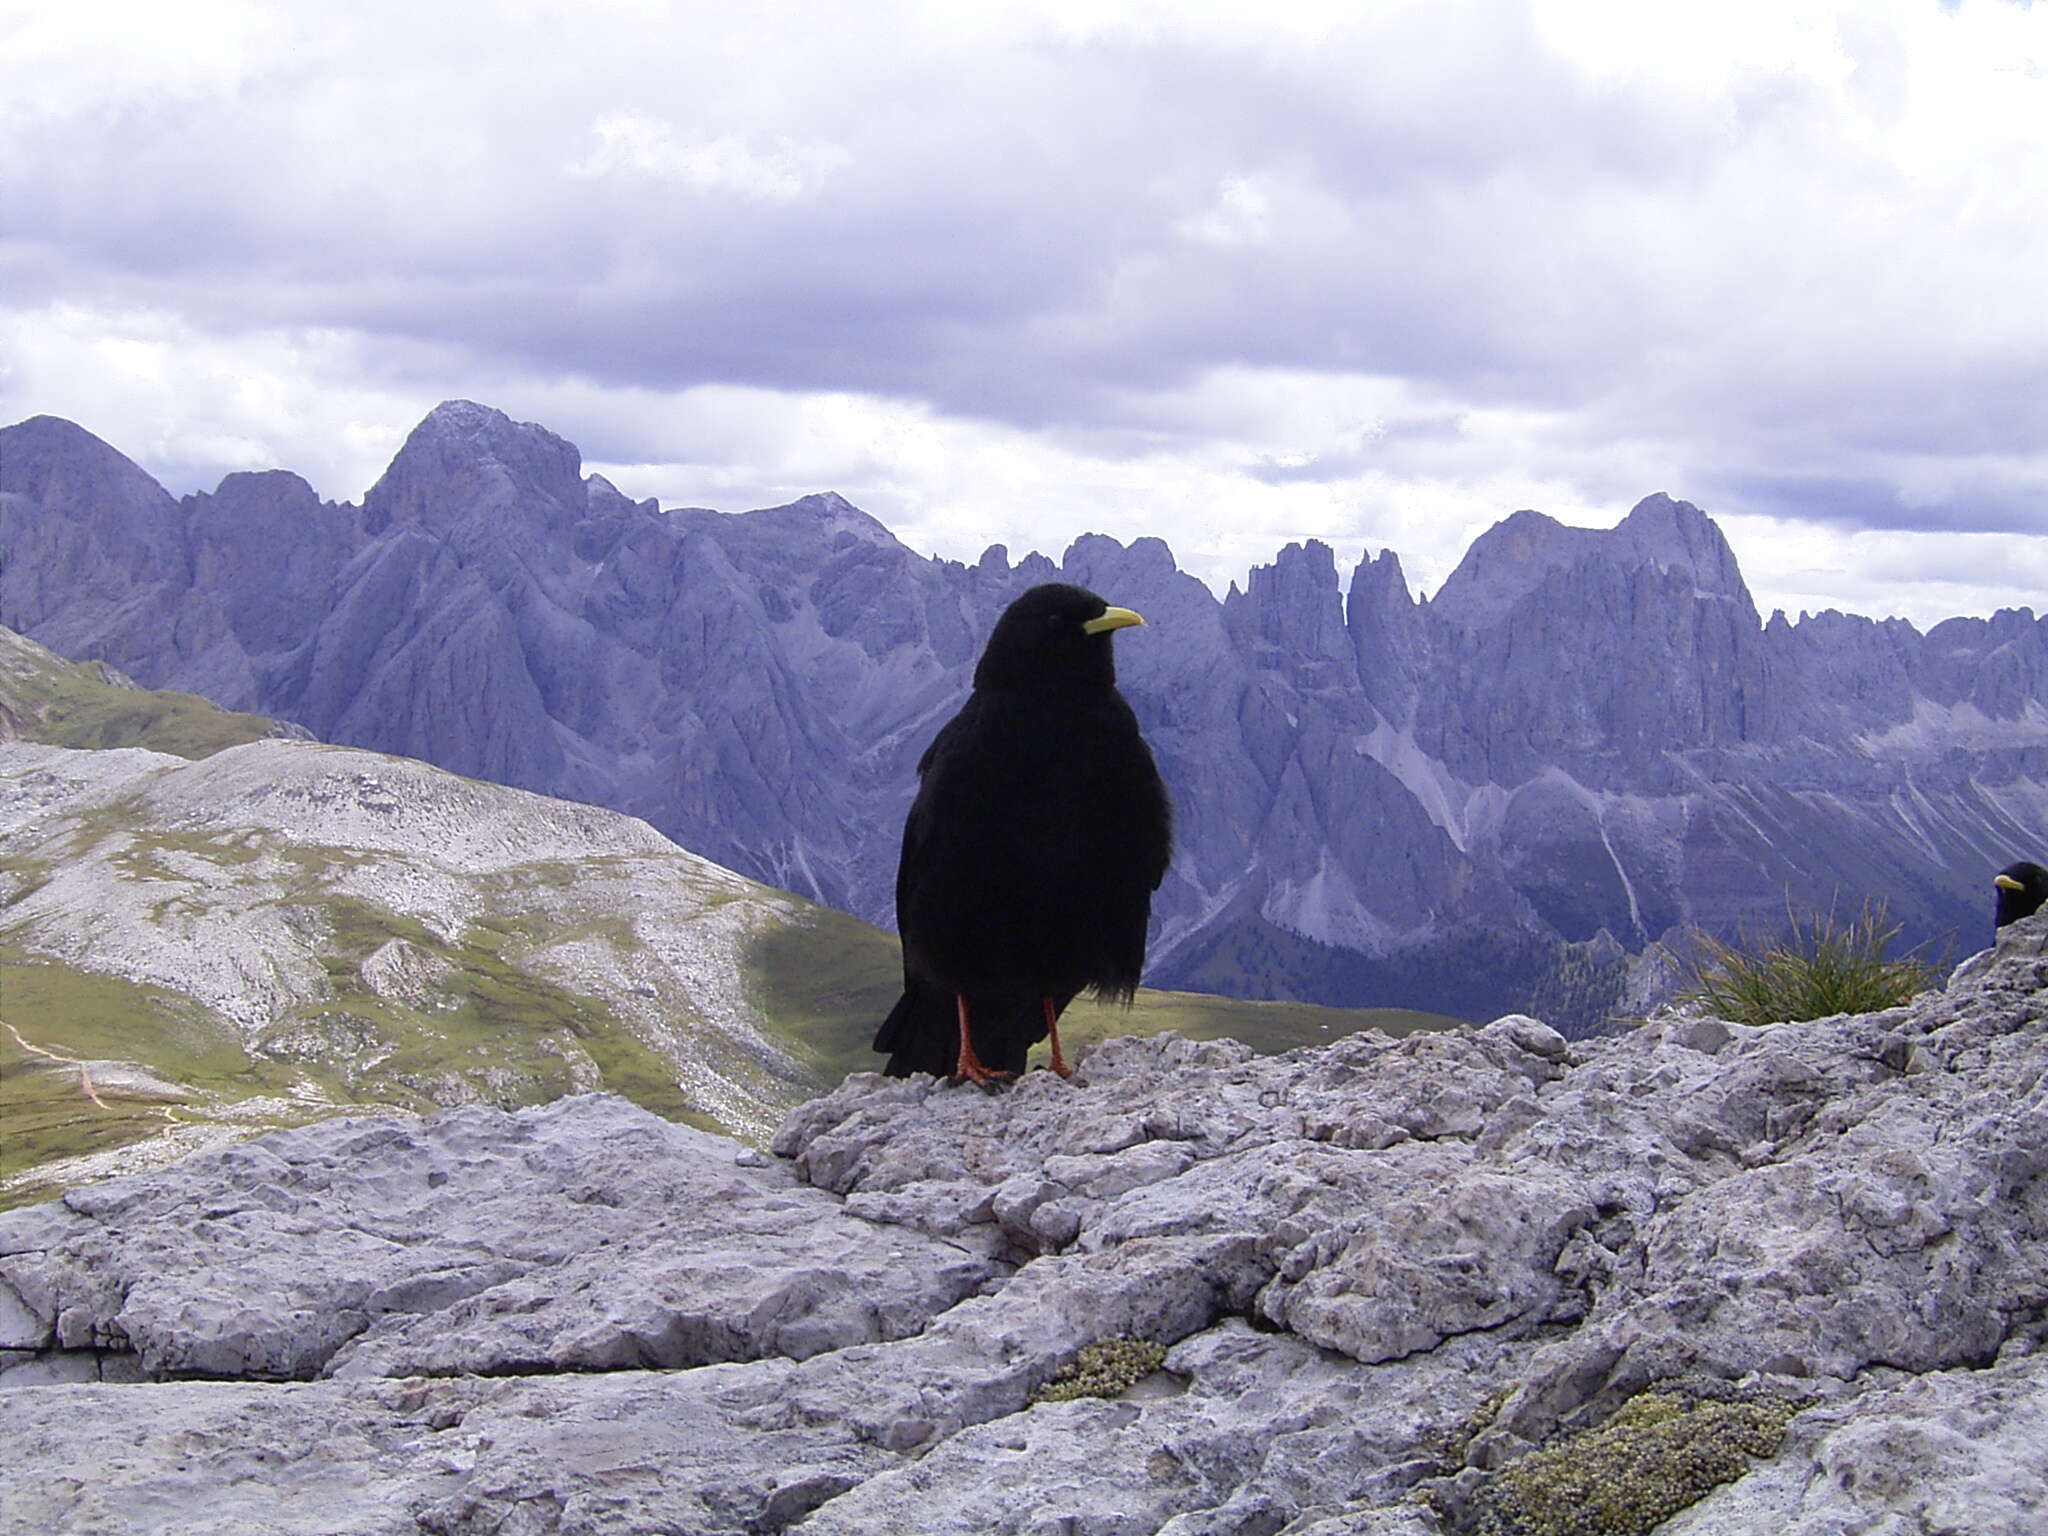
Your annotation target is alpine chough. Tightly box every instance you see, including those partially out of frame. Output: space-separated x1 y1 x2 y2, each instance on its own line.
1994 860 2048 930
876 582 1172 1085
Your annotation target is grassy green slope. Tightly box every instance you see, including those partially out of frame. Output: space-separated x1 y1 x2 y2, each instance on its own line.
745 905 1466 1082
0 627 277 758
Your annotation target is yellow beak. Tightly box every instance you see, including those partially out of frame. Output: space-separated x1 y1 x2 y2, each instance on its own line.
1996 874 2025 892
1082 606 1145 635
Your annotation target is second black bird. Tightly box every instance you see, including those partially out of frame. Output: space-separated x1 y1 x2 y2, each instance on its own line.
1994 860 2048 931
876 582 1172 1085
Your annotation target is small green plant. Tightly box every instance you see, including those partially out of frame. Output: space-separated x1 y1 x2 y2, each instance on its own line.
1679 900 1935 1027
1029 1338 1168 1403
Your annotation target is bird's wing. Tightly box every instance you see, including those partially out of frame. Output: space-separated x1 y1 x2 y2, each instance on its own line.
1088 694 1173 892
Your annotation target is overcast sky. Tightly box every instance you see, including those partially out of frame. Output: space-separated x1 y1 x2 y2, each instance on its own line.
4 0 2045 626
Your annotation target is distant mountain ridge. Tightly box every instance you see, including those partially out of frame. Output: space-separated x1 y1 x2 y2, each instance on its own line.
5 401 2044 1024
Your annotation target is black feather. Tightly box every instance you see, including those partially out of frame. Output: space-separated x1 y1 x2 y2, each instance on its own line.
876 583 1172 1078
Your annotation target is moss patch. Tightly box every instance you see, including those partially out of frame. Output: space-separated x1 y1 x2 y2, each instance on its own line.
1464 1391 1801 1536
1031 1338 1170 1403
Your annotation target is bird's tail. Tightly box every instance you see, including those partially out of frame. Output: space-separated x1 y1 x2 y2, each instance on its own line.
874 985 961 1078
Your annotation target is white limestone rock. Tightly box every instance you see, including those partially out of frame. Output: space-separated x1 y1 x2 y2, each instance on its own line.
0 1093 1000 1385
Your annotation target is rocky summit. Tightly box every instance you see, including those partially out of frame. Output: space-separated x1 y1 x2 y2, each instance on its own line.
2 918 2044 1535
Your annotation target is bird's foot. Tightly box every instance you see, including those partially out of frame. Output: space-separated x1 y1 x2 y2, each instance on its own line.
1042 997 1074 1079
952 994 1012 1091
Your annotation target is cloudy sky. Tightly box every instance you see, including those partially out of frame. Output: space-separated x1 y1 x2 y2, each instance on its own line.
5 0 2045 626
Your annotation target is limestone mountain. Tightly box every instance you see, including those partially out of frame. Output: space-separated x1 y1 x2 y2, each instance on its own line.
5 403 2044 1026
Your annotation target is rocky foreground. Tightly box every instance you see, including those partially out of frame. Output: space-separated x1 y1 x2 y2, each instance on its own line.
2 920 2045 1535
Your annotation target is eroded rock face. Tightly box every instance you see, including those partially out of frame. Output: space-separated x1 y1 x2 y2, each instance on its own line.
2 915 2045 1534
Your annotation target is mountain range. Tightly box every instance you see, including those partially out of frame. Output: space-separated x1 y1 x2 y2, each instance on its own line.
5 401 2044 1025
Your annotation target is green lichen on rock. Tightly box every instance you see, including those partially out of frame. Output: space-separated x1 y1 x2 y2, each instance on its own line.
1466 1391 1800 1536
1030 1337 1169 1403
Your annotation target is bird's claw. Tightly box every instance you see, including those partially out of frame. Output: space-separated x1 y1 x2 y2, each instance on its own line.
953 1065 1013 1093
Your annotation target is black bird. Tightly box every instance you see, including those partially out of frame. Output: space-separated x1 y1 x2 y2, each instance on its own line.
1994 861 2048 930
876 582 1172 1085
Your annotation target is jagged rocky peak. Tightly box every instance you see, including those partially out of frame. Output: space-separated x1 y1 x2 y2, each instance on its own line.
1347 547 1426 721
0 416 191 631
1062 531 1181 590
1432 495 1755 630
1429 507 1584 628
791 490 878 527
1252 537 1340 589
1615 492 1750 600
1926 607 2043 653
0 414 119 473
584 472 655 518
360 400 586 535
1348 547 1414 610
1227 538 1351 667
762 491 900 545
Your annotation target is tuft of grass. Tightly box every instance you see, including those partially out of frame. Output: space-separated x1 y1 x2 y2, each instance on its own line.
1678 901 1936 1027
1464 1391 1800 1536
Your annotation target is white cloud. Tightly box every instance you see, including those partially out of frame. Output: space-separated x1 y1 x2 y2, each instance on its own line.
1720 515 2048 627
2 0 2045 630
0 0 292 121
0 303 421 500
572 115 850 202
1175 176 1278 248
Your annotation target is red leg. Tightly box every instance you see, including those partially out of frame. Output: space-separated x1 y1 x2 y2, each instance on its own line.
953 994 1010 1088
1043 996 1073 1078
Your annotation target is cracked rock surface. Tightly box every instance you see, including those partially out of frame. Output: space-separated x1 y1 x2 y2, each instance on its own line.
3 915 2045 1535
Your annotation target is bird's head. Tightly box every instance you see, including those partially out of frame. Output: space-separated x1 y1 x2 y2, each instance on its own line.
1994 860 2048 929
975 582 1146 693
